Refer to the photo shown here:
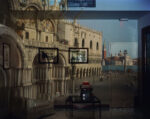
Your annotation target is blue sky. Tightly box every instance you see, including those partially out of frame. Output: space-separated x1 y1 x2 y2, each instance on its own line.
79 19 138 58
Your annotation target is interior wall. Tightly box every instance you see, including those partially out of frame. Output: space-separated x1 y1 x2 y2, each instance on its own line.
138 13 150 107
96 0 150 10
138 13 150 58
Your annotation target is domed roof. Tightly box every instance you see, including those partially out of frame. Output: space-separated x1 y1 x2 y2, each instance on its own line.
118 50 123 56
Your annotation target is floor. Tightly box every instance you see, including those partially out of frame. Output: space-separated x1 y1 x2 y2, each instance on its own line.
43 108 143 119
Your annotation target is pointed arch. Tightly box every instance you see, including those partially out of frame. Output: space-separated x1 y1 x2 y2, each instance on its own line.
25 3 42 11
58 53 67 66
40 19 56 33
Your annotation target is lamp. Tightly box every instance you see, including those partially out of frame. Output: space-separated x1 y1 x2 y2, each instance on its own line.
42 0 46 9
119 18 128 21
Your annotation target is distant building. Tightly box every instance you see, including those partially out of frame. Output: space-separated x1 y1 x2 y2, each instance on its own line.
102 40 107 59
133 58 138 65
102 44 136 66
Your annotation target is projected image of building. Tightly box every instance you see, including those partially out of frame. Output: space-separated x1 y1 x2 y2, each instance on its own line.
0 0 102 118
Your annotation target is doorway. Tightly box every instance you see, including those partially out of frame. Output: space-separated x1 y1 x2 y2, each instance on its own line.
142 25 150 107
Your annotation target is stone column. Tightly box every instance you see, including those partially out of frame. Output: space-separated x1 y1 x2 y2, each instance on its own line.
53 67 55 78
61 67 65 95
55 67 57 78
80 71 82 79
57 67 59 78
78 71 80 79
64 80 66 95
53 81 55 98
61 80 64 95
56 81 58 94
58 67 61 78
55 67 56 78
60 67 62 78
66 80 67 95
82 71 84 78
85 70 86 78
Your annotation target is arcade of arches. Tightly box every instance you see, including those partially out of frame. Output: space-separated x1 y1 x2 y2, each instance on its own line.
0 24 102 116
0 33 101 101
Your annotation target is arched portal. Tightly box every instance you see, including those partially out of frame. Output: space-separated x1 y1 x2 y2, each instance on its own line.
0 24 24 113
0 25 25 68
25 4 42 11
52 53 66 96
32 54 48 99
32 54 48 81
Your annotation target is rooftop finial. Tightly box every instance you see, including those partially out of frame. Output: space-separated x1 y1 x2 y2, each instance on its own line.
104 39 106 49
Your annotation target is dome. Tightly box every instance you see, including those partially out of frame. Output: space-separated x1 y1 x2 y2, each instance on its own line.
118 50 123 57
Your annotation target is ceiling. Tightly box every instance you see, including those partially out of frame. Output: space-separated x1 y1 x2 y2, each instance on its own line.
63 11 150 20
13 10 150 20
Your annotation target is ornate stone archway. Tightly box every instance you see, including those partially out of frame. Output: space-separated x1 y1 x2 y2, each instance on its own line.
0 24 26 68
0 25 26 112
52 53 67 96
25 3 42 11
32 53 48 100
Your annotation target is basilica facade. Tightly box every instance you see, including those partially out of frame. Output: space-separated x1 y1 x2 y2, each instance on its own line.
0 0 102 118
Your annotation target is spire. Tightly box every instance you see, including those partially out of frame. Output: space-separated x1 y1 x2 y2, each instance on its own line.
104 40 106 49
47 0 50 9
41 0 46 9
124 50 128 56
54 0 57 6
60 0 68 10
103 40 107 59
73 19 77 25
